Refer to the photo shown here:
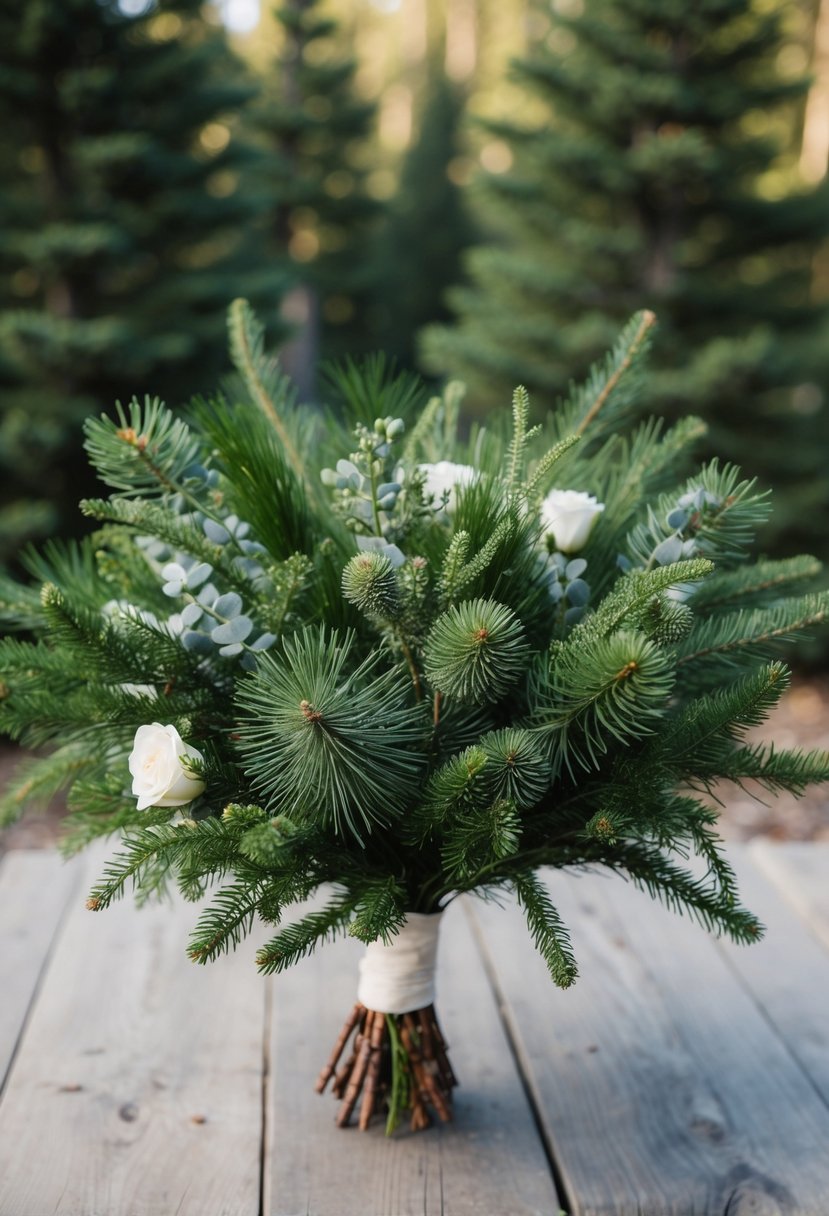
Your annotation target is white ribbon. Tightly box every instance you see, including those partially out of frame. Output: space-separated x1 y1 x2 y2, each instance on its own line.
357 912 442 1014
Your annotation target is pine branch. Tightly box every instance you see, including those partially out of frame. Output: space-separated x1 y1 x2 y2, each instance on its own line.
512 870 578 988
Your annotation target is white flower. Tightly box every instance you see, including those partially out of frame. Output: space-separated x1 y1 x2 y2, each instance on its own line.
541 489 605 553
129 723 206 812
419 461 477 513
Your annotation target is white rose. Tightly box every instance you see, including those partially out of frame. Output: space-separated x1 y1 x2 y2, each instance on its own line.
541 489 605 553
129 723 206 811
419 461 477 514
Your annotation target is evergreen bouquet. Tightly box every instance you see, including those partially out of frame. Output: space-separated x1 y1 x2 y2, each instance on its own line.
2 304 828 1134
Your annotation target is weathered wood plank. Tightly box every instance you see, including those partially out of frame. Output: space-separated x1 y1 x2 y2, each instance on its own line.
0 853 266 1216
265 897 563 1216
471 864 829 1216
716 846 829 1111
0 849 82 1089
749 841 829 947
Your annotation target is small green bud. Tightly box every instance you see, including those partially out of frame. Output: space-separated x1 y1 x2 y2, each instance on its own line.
342 552 401 618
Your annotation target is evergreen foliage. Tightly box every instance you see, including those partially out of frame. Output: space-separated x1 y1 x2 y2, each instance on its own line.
369 65 478 370
0 0 278 558
2 302 828 989
421 0 829 555
252 0 380 382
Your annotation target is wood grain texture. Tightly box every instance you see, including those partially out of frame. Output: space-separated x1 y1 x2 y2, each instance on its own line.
0 852 266 1216
264 896 563 1216
749 841 829 947
716 846 829 1111
470 864 829 1216
0 849 82 1089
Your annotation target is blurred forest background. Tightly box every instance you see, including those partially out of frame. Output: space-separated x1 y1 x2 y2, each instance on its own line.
3 0 829 576
2 0 829 848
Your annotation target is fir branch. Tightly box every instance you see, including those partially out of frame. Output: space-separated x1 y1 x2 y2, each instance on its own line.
255 893 358 975
605 841 763 944
576 310 656 436
0 743 93 828
349 877 407 944
227 298 307 491
443 516 514 603
585 559 713 638
534 629 676 772
524 434 581 501
442 797 521 882
704 742 829 796
512 870 578 989
188 875 266 964
85 824 191 911
439 531 471 602
675 594 829 669
690 556 823 614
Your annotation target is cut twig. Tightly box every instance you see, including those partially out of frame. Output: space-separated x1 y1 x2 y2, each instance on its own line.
318 1000 457 1132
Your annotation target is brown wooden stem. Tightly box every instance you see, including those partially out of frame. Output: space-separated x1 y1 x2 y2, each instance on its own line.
317 1001 457 1132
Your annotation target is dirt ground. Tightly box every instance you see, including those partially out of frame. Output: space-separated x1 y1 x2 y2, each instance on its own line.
1 678 827 854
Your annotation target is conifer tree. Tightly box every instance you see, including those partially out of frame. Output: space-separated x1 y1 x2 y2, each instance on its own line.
369 66 477 371
0 0 277 554
253 0 379 392
421 0 829 553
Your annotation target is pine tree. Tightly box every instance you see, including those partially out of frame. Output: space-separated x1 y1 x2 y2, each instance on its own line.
421 0 829 553
253 0 380 394
0 0 278 555
369 65 477 371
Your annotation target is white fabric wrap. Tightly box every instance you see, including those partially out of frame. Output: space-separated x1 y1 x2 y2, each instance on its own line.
357 912 442 1014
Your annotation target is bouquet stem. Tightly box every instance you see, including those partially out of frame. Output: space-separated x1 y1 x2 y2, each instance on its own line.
315 1001 457 1132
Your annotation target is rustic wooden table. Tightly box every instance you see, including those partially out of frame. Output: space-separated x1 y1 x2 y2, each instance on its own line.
0 842 827 1216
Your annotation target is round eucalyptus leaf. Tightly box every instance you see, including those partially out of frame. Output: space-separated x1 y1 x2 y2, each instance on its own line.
213 592 243 619
203 518 230 544
162 580 184 598
212 615 254 645
666 508 688 530
186 562 213 590
181 602 203 627
181 630 213 654
564 605 586 627
652 535 683 566
250 632 277 651
565 578 590 606
219 641 245 657
161 562 187 583
565 558 587 580
196 582 219 607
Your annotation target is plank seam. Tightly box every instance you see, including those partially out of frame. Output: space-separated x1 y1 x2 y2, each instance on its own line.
461 898 574 1216
0 854 86 1101
712 918 829 1117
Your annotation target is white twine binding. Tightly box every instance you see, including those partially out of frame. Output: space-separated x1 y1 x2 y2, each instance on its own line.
357 911 442 1014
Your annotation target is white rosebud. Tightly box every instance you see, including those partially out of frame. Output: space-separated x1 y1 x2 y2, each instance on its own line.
128 723 206 812
541 489 605 553
418 461 477 514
